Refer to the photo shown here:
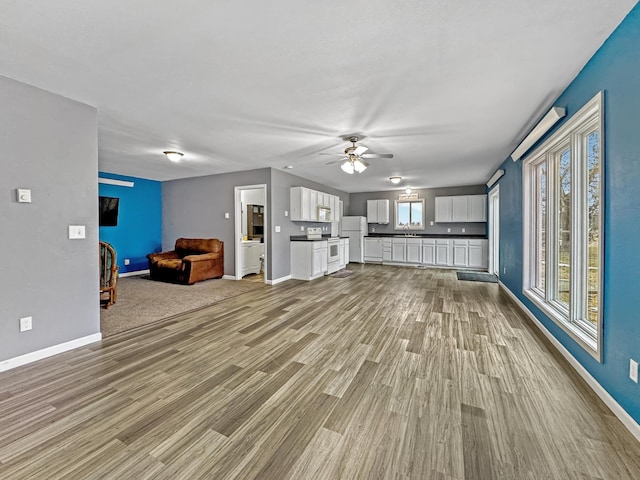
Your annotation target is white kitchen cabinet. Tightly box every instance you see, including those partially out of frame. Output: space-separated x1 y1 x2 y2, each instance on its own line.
422 239 436 265
453 239 469 267
434 197 452 223
407 239 422 263
339 237 349 268
240 242 263 277
364 237 383 263
383 238 392 262
451 197 468 222
291 187 341 223
434 195 487 223
291 240 327 280
435 239 452 266
468 195 487 222
468 240 488 268
391 238 406 262
367 199 390 224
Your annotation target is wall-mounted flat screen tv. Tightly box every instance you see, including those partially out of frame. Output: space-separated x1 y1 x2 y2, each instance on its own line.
99 196 119 227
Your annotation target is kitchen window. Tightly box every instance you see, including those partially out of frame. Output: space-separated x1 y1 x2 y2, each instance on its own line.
522 91 603 360
395 199 425 230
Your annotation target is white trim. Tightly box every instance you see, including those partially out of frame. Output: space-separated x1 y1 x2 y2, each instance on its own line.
222 274 237 280
0 333 102 372
488 185 500 276
499 282 640 443
119 269 149 278
234 184 268 285
266 275 290 285
98 177 134 188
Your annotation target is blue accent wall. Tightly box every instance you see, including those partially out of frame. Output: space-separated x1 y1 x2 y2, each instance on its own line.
98 172 162 273
496 4 640 423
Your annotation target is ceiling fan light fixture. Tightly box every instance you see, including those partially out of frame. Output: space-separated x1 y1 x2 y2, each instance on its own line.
341 161 355 174
389 176 402 184
353 159 368 173
163 151 184 162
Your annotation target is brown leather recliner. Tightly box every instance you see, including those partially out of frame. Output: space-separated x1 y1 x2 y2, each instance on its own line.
147 238 224 285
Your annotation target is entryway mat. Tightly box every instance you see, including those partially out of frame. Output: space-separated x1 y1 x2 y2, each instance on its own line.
456 271 498 283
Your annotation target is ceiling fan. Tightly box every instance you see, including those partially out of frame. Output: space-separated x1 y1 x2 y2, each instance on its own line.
320 136 394 174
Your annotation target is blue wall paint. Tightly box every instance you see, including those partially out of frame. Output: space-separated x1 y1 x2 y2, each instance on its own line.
497 4 640 423
98 172 162 273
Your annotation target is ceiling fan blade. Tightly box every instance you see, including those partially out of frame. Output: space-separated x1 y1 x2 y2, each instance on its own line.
325 157 347 165
361 153 394 159
353 145 368 155
319 152 345 156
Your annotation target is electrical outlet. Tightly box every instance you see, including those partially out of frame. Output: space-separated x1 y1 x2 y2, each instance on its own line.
124 258 130 266
447 228 451 233
430 221 434 226
300 226 305 231
275 226 281 233
20 316 32 332
371 227 375 232
462 228 466 233
630 359 639 383
68 225 86 239
284 210 288 217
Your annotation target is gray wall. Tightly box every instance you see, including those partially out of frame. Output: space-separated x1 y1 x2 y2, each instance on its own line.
270 169 349 281
0 76 99 362
349 185 487 236
162 169 271 278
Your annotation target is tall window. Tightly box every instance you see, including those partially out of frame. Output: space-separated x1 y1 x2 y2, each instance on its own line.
395 199 424 230
523 92 603 360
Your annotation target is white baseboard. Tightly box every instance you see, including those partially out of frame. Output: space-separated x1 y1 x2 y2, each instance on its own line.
267 275 291 285
119 269 149 278
0 332 102 373
222 274 237 280
499 281 640 443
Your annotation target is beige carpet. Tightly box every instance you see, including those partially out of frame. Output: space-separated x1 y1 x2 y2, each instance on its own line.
100 275 263 337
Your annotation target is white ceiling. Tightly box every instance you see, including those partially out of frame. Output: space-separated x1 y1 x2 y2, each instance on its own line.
1 1 636 192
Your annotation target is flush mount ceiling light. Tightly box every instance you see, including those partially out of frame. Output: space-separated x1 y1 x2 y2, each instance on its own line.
284 165 294 169
340 155 368 174
389 176 402 184
163 151 184 162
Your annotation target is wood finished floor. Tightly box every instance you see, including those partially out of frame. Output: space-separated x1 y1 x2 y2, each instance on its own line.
1 264 639 479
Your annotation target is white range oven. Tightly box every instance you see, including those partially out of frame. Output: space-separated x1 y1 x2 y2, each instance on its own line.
326 237 341 274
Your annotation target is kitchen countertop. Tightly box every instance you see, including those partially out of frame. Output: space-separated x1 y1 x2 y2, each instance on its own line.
290 235 348 242
364 233 487 239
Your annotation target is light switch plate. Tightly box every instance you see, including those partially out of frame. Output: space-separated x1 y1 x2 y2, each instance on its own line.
224 212 230 219
275 226 281 233
631 359 638 383
68 225 86 239
285 210 289 217
20 316 32 332
17 188 32 203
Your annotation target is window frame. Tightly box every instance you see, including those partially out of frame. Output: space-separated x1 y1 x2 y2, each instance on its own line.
522 91 604 361
394 198 425 230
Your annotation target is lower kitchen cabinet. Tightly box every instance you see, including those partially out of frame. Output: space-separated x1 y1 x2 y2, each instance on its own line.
365 237 487 270
291 240 327 281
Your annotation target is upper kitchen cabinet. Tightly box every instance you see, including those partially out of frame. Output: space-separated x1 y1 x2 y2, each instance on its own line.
367 199 390 224
290 186 341 223
434 194 487 222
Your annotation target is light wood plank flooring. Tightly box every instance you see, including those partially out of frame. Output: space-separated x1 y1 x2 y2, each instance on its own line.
1 265 639 479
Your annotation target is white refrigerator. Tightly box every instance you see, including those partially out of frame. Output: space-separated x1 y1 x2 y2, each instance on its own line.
342 216 367 263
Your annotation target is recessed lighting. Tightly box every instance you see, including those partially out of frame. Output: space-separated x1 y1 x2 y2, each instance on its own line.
389 176 402 184
163 151 184 162
284 165 294 169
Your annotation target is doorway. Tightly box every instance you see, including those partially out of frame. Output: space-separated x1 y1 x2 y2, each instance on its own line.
234 185 268 284
488 184 500 277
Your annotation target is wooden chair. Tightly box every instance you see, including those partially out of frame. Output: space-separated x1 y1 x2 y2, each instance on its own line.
100 241 118 308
